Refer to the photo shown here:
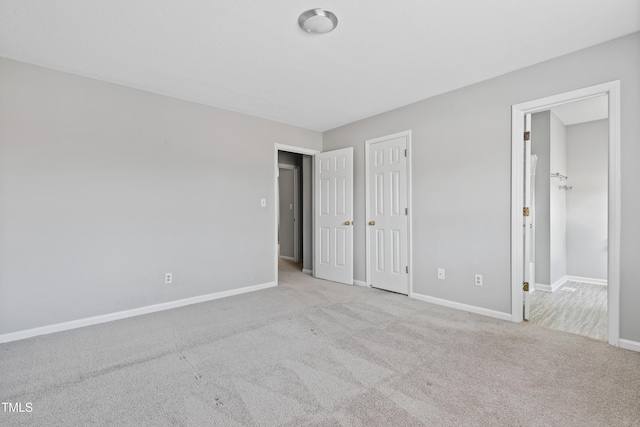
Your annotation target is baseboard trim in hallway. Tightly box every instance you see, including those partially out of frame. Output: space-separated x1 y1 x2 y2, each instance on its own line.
0 281 277 344
619 339 640 353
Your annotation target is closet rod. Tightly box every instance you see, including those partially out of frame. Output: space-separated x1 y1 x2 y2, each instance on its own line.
550 172 567 181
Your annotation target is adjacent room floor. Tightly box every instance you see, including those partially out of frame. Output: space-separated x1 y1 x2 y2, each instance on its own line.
529 280 607 341
0 262 637 426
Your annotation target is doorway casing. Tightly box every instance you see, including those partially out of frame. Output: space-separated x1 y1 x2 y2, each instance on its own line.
274 144 320 286
510 81 620 347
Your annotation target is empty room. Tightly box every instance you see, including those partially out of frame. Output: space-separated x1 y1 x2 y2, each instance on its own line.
1 1 639 426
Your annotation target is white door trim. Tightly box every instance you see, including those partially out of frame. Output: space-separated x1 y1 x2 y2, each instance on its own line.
278 164 300 262
510 81 620 347
365 130 413 295
274 144 320 286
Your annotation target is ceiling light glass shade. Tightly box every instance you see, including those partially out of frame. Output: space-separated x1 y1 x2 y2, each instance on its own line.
298 9 338 34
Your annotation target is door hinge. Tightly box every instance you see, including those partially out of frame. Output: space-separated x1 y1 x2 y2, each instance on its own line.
406 266 409 274
523 207 530 217
523 282 529 292
404 149 407 157
524 131 531 141
405 208 408 215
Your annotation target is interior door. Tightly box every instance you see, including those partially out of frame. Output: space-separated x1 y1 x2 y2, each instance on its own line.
367 134 408 294
314 147 353 285
523 114 533 320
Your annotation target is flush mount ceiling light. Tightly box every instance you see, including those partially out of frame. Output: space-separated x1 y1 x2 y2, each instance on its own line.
298 9 338 34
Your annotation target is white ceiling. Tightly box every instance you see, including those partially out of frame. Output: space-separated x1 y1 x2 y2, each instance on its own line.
1 1 638 131
550 95 608 126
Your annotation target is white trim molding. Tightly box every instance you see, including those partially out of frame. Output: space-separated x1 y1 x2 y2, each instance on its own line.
534 283 554 293
411 293 511 322
565 275 607 286
353 280 369 287
0 281 276 344
536 276 567 293
302 269 313 275
619 339 640 353
511 81 621 348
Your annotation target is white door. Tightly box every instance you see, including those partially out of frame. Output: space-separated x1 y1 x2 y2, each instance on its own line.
523 114 533 320
314 147 353 285
366 133 409 294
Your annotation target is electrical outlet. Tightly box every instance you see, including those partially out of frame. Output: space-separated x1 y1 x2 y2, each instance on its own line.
437 268 445 280
475 274 483 286
165 273 172 284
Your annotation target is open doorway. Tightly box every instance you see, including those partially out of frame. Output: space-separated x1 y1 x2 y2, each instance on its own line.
274 144 319 284
278 151 309 272
511 81 621 347
274 144 356 287
527 96 609 341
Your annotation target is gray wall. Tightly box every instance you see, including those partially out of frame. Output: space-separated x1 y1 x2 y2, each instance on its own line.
532 111 551 286
0 57 322 334
322 32 640 342
567 119 608 280
549 112 567 285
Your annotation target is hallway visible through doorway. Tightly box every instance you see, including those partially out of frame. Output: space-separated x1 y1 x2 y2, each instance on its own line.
530 280 607 341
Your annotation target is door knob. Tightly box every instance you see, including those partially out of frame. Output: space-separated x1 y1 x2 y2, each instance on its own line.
369 221 375 226
344 221 351 226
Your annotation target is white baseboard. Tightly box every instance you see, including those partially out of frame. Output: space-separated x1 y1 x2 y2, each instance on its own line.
619 339 640 353
280 256 296 261
353 280 368 287
302 269 313 275
0 281 277 344
535 283 550 292
565 275 608 286
536 276 566 293
410 292 511 321
538 275 608 292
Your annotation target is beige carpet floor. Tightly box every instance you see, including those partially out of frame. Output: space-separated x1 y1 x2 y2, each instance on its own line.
1 260 638 426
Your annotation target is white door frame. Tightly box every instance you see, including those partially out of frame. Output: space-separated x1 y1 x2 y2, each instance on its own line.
510 81 620 347
274 144 320 285
365 130 413 295
278 164 300 262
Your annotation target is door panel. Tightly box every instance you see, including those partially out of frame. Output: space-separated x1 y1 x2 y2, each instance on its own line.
314 147 353 285
368 135 408 294
376 229 385 271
